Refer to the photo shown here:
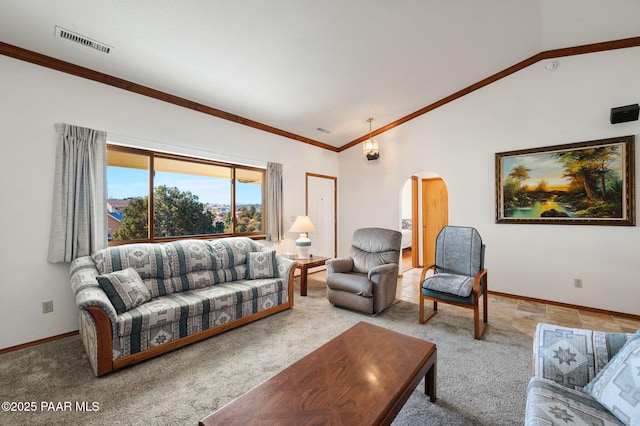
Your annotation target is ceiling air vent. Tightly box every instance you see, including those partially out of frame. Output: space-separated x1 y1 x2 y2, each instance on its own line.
55 26 112 54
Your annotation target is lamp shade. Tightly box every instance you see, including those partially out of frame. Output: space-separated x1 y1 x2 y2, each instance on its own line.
362 138 379 154
289 216 316 233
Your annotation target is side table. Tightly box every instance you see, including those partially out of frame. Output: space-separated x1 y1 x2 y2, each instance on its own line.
293 256 330 296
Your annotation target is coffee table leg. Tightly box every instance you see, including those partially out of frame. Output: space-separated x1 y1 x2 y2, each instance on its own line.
425 357 437 402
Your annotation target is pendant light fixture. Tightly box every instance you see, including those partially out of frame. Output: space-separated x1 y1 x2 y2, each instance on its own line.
362 118 380 160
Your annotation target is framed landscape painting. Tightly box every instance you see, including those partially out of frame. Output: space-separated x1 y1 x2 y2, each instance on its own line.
495 136 635 225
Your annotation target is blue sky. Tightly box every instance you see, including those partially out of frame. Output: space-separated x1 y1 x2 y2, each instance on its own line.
107 167 262 205
502 148 622 190
502 153 570 189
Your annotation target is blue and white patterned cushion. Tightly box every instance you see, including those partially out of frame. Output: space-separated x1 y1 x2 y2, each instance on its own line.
533 323 635 391
113 278 287 355
526 377 625 425
584 333 640 426
422 273 473 297
92 243 174 298
207 237 260 270
96 267 152 314
166 240 217 274
247 250 277 279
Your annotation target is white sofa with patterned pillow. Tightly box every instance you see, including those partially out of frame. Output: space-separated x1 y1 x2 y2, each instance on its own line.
525 322 640 425
70 237 295 376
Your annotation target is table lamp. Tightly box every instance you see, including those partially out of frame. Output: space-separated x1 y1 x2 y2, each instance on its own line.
289 216 316 259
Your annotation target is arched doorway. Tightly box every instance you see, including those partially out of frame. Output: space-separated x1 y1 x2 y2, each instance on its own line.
400 172 448 272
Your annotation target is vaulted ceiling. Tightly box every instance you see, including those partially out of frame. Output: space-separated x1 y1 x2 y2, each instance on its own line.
1 1 639 150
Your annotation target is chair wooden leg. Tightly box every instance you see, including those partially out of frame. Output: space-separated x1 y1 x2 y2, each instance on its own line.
474 303 479 338
483 274 489 323
473 289 488 340
473 304 482 339
420 294 438 324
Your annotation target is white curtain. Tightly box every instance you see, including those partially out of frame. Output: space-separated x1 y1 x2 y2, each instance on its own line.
48 123 108 263
265 162 284 242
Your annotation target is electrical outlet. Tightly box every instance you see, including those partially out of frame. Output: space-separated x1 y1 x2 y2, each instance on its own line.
573 278 583 288
42 300 54 314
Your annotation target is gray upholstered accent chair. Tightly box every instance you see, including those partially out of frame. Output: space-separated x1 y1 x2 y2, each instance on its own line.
419 226 488 339
326 227 402 315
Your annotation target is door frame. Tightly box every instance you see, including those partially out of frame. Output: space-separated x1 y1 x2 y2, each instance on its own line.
305 172 337 257
411 175 420 267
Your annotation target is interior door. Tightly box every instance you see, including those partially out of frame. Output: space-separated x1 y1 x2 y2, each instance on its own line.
422 177 448 267
306 173 337 257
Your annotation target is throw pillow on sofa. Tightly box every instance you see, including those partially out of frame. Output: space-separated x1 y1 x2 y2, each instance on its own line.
97 267 152 314
247 250 278 279
584 330 640 426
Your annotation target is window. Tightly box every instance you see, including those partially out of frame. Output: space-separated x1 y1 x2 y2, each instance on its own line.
106 145 264 244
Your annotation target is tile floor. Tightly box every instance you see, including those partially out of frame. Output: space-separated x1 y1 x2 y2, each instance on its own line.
397 267 640 338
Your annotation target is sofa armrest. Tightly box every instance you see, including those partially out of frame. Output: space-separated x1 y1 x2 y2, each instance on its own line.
275 255 295 279
533 322 635 391
70 256 118 336
326 258 353 274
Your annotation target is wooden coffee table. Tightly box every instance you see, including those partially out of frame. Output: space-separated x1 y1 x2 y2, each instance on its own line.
199 321 437 425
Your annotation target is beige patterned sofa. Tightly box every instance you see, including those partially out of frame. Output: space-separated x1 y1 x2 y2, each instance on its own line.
70 237 295 376
525 322 639 425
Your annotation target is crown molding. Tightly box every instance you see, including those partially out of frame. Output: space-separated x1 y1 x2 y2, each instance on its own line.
1 36 639 153
0 41 338 152
339 36 640 152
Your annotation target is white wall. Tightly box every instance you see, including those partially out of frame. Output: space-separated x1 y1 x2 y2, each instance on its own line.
0 55 338 349
338 47 640 315
2 44 639 350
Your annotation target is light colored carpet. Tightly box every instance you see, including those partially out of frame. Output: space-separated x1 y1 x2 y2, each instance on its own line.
0 276 532 425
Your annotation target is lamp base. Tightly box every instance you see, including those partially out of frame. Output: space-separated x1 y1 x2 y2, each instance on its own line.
295 233 311 260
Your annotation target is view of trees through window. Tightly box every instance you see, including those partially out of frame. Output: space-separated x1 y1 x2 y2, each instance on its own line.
106 145 264 243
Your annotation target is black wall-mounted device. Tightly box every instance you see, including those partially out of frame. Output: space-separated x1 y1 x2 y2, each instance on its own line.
610 104 639 124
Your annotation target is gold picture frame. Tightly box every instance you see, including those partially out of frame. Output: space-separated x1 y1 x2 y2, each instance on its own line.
495 136 635 225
